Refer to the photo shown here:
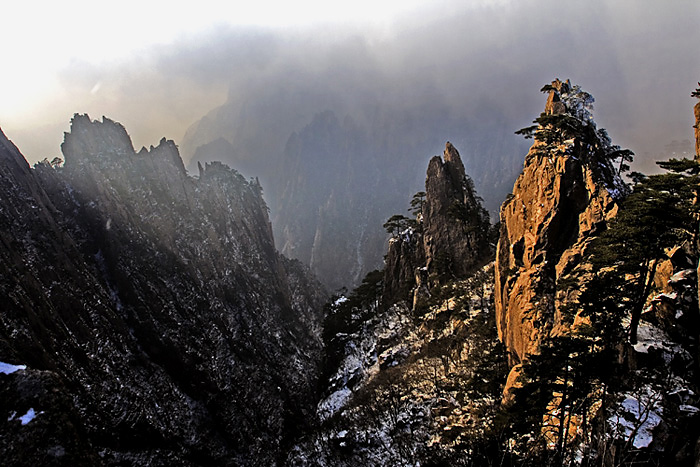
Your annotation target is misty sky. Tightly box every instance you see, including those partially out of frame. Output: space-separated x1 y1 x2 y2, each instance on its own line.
1 0 699 173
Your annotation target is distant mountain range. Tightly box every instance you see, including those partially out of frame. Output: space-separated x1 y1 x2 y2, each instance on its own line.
183 92 527 290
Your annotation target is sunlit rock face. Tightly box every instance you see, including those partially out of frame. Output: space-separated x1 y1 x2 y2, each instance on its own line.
495 80 621 367
0 115 326 465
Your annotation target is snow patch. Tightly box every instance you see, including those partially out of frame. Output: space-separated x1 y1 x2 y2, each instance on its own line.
333 296 348 306
609 386 663 449
0 362 26 374
654 292 677 301
19 408 37 425
670 269 695 283
8 408 41 425
680 405 700 414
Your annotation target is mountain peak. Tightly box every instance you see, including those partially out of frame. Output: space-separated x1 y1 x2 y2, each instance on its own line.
544 78 571 115
495 81 619 366
383 142 492 304
424 142 491 281
62 114 135 166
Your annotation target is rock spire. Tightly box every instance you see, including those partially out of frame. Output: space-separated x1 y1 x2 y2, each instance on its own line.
383 142 491 305
495 80 622 367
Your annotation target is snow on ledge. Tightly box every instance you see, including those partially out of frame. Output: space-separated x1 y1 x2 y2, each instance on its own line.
19 408 37 425
0 362 26 375
8 408 40 426
670 269 695 283
609 387 663 449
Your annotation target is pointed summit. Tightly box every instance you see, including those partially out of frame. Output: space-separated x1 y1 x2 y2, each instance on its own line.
495 80 624 367
544 78 571 115
423 142 491 281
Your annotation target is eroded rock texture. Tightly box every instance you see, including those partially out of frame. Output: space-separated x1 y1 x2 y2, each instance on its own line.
383 142 491 305
495 80 623 367
0 115 326 465
423 142 491 280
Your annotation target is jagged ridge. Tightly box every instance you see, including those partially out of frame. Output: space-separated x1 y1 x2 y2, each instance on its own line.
0 115 327 465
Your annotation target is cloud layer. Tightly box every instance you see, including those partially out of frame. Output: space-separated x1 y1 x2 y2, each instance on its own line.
2 0 698 173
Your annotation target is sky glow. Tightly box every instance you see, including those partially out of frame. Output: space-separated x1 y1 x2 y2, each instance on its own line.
1 0 466 155
1 0 441 109
0 0 697 168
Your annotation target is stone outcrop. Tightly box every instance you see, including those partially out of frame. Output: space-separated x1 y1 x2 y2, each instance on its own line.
495 80 622 367
383 142 491 305
423 142 492 281
0 115 327 465
185 97 526 291
383 230 426 306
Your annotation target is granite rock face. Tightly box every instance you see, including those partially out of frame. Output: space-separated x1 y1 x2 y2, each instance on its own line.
423 142 492 281
0 115 326 465
383 142 491 305
495 80 623 367
382 227 426 306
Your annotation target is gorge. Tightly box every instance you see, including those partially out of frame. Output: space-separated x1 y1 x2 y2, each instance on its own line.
1 79 699 466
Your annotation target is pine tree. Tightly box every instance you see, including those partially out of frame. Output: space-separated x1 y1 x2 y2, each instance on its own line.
589 159 700 344
507 326 618 466
383 214 412 236
408 191 426 219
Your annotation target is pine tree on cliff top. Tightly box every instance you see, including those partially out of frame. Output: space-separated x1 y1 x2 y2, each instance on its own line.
516 81 633 195
691 82 700 98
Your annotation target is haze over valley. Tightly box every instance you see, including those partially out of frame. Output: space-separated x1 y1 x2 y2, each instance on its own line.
1 1 700 465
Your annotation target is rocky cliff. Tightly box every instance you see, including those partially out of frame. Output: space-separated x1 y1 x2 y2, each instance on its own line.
382 230 425 307
184 98 526 291
0 115 326 465
423 142 492 280
383 142 492 305
495 80 625 367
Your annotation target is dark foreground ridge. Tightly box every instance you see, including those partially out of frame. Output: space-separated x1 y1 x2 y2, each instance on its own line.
0 115 326 465
2 78 700 466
